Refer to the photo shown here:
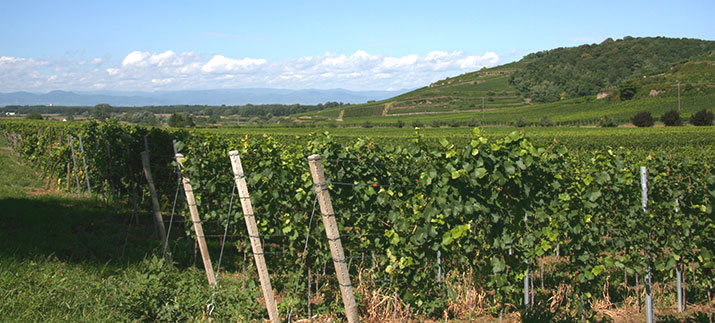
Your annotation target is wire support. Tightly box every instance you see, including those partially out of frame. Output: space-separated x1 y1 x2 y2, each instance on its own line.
287 195 320 323
328 181 419 189
320 158 411 167
207 182 236 317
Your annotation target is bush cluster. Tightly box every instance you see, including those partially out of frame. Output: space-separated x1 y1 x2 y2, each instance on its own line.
689 109 713 126
599 115 618 127
631 111 654 127
661 110 682 126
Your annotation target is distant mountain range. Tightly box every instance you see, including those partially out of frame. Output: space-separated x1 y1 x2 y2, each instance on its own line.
0 88 412 107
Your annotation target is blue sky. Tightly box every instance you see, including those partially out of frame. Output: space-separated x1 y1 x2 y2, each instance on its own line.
1 0 713 92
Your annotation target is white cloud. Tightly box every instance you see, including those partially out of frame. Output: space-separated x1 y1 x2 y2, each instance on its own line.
201 55 267 73
380 54 419 70
457 52 499 69
78 58 103 65
0 49 501 92
0 56 48 69
149 50 176 66
122 51 150 66
151 78 174 85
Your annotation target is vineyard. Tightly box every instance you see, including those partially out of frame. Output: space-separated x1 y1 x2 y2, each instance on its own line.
1 119 713 321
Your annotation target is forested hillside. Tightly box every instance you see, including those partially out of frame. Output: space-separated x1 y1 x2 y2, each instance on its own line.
508 37 714 102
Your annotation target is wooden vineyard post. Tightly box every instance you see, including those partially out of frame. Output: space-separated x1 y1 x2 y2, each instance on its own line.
228 151 280 323
175 151 216 285
105 141 119 213
77 135 92 197
307 154 360 323
67 135 82 195
141 151 171 264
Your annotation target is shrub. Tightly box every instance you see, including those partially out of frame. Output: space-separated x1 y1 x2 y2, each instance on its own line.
513 117 528 127
689 109 713 126
448 121 460 127
396 120 405 128
618 82 637 101
660 110 682 126
631 111 654 127
538 116 555 127
362 121 373 128
412 120 423 128
25 113 43 120
599 115 617 127
431 120 443 128
466 117 480 127
168 113 195 128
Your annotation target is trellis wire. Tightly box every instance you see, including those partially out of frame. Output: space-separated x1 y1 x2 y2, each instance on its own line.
207 182 237 316
287 194 320 323
160 177 182 269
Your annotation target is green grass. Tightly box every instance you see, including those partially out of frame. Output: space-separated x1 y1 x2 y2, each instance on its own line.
0 145 45 198
0 136 259 321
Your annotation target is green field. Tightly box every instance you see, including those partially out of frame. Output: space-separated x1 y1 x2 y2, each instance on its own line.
2 120 713 321
194 124 715 151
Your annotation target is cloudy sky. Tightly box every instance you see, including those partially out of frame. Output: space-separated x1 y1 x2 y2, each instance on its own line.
1 0 713 93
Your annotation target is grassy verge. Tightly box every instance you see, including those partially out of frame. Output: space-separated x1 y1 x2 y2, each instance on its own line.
0 136 245 321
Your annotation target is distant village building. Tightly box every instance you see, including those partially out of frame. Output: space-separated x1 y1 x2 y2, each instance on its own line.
649 89 663 97
596 92 610 99
4 112 16 116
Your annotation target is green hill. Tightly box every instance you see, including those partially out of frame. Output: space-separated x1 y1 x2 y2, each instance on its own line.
296 37 714 126
305 60 525 120
510 36 714 101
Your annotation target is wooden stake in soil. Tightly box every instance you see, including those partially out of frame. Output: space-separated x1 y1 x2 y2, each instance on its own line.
228 150 279 323
175 151 215 285
104 141 118 213
141 151 171 264
636 272 641 312
307 154 360 323
67 135 82 195
77 135 92 197
677 265 683 313
65 162 70 191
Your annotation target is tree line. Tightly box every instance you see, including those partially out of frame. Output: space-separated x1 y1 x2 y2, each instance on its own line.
1 101 347 118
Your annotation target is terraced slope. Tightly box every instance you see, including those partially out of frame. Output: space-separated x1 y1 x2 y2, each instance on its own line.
297 37 713 126
308 61 527 120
